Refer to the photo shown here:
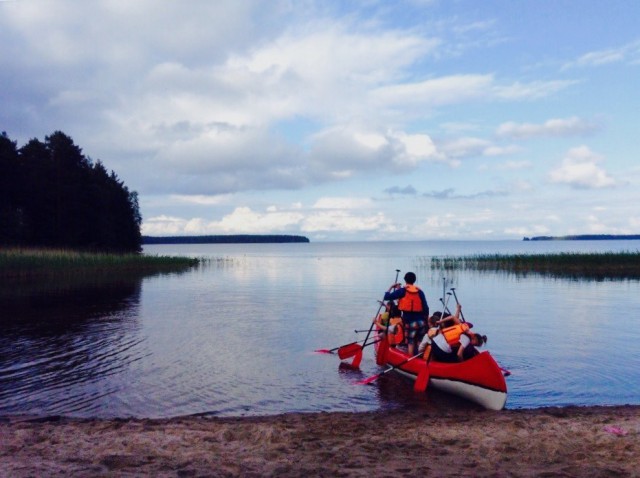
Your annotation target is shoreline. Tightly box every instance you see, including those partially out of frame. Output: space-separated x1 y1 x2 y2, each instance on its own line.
1 405 638 477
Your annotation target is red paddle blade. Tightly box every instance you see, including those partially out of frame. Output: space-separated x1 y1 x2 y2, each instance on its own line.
314 349 333 354
376 339 389 366
355 373 381 385
351 350 363 368
338 343 362 360
414 367 429 392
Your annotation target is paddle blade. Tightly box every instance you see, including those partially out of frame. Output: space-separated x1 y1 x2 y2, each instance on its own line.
351 350 363 368
355 373 381 385
414 367 429 392
338 343 362 360
376 338 389 366
314 349 333 354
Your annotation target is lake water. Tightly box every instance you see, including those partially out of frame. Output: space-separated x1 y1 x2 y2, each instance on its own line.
1 240 639 418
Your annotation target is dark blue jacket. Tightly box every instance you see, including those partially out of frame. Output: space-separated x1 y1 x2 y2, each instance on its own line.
384 286 429 322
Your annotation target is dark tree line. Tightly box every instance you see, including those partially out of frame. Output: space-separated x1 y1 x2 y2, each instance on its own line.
525 235 640 241
0 131 142 252
142 235 310 244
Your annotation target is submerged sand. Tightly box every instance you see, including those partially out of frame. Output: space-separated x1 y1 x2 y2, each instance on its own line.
1 406 638 477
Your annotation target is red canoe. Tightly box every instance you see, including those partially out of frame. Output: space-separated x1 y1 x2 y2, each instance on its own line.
375 336 508 410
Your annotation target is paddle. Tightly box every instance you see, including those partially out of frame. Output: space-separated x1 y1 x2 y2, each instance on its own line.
450 287 511 377
350 269 400 357
338 337 382 360
450 288 466 323
355 352 423 385
413 364 430 392
314 337 371 355
318 270 400 369
438 298 452 317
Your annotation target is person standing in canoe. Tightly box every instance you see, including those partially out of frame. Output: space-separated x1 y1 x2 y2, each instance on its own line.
383 272 429 356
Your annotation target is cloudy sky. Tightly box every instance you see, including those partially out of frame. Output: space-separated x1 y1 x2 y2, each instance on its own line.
2 0 639 241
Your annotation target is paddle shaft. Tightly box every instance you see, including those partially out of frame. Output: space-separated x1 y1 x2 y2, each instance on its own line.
449 287 511 376
362 269 400 347
320 336 373 353
358 352 424 384
450 288 466 322
338 337 383 360
438 298 452 316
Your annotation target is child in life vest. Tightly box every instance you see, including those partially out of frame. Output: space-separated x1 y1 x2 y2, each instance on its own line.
383 272 428 356
418 304 487 362
375 301 404 346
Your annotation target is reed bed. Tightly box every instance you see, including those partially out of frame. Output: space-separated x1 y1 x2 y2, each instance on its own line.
428 251 640 280
0 247 202 279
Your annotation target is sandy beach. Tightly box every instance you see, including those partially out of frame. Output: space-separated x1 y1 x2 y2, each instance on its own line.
1 405 638 477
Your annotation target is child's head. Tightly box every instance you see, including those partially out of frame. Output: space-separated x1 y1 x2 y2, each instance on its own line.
388 301 399 316
470 333 488 347
403 272 416 284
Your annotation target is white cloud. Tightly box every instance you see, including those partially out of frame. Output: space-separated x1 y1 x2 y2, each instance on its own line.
412 210 499 238
143 206 306 236
499 160 532 171
312 197 374 210
371 74 494 109
142 215 190 236
437 137 519 159
1 1 636 241
497 116 599 139
170 194 233 206
504 225 550 236
302 211 391 233
213 206 305 233
308 126 443 179
563 40 640 69
143 196 394 236
493 80 577 100
548 146 616 189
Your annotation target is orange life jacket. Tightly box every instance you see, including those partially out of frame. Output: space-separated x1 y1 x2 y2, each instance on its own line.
398 285 423 312
441 322 470 347
387 317 404 345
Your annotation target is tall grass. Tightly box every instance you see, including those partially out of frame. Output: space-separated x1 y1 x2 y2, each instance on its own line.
427 251 640 280
0 247 202 279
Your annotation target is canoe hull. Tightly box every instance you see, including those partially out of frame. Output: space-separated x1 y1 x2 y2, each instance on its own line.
376 340 508 410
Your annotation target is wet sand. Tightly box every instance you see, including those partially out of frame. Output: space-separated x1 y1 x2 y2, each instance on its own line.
1 405 638 477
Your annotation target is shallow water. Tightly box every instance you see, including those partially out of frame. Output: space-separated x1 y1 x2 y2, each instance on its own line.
1 240 639 418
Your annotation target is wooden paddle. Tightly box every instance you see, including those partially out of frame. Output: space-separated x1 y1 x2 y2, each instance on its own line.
355 352 423 385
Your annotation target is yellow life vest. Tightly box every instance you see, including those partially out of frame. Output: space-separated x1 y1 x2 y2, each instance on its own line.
398 285 423 312
377 311 390 326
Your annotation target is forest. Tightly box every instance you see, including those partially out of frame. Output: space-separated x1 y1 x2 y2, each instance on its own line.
0 131 142 253
142 235 310 244
524 235 640 241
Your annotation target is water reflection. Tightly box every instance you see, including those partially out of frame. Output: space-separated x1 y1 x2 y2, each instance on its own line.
1 242 639 418
0 277 147 416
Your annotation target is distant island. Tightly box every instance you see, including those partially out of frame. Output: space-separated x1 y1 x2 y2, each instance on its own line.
142 235 310 244
524 234 640 241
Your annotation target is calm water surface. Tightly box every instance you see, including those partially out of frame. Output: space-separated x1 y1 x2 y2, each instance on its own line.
1 240 639 418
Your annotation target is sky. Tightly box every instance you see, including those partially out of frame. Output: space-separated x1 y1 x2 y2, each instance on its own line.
1 0 639 241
